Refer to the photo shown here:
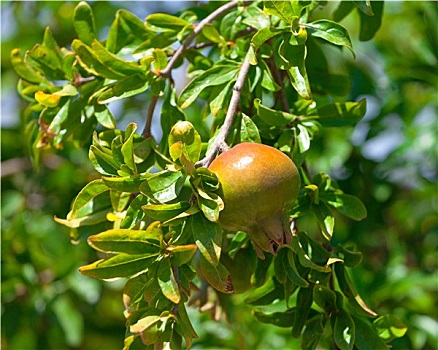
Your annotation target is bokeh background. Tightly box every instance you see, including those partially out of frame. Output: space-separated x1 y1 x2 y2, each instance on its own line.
1 1 437 349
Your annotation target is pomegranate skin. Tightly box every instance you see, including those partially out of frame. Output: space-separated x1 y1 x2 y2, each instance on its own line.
208 142 300 258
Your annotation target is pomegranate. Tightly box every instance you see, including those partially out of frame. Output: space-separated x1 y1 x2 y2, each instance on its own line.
208 142 300 259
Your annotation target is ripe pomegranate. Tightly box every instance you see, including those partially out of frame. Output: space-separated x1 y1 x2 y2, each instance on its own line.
208 142 300 259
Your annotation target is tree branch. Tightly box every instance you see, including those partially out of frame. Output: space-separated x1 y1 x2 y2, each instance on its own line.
141 94 159 138
195 51 252 168
160 0 251 78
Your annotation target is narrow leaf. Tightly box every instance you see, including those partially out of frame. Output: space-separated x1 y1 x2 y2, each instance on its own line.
79 253 158 280
307 20 355 57
70 179 109 219
334 263 378 318
321 192 367 221
254 98 297 126
190 213 222 266
179 65 239 109
333 309 355 350
11 48 48 84
316 99 367 127
264 1 302 23
158 258 180 304
87 229 162 254
199 254 233 294
139 170 185 203
73 2 96 46
142 202 191 222
352 315 389 350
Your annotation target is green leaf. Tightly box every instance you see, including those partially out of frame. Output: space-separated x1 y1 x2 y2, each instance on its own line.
358 1 384 41
313 284 337 312
306 20 355 57
316 99 367 127
249 26 286 64
321 192 367 221
146 13 191 32
70 179 109 219
285 248 309 287
253 308 296 328
74 2 96 46
167 244 197 266
274 248 288 284
129 310 162 334
102 176 148 193
353 0 374 16
42 26 63 60
121 194 148 229
334 263 378 318
292 285 314 338
334 245 363 268
334 309 355 350
175 303 198 348
152 48 168 70
139 170 185 203
251 253 273 288
110 190 130 212
10 48 49 84
97 74 149 104
296 124 311 153
263 0 303 23
160 85 186 153
190 213 222 266
87 229 162 255
243 4 271 30
121 122 137 173
312 201 335 242
202 24 226 44
254 98 297 126
179 64 239 109
106 9 151 53
91 40 144 76
123 273 150 311
79 253 159 280
209 81 234 116
302 314 326 350
199 254 233 294
89 142 120 175
94 104 116 129
286 44 312 100
240 114 261 143
55 210 108 229
291 235 330 272
245 277 284 305
72 40 126 80
27 44 64 80
332 1 355 22
158 258 180 304
259 59 280 92
352 315 389 350
372 314 408 342
142 202 191 222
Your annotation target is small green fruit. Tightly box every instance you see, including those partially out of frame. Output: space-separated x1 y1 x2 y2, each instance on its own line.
209 142 300 259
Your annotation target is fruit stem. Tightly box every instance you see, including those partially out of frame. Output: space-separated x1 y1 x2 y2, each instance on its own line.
196 50 252 168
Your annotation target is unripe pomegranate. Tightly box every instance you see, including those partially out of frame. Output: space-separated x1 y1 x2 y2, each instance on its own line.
208 143 300 259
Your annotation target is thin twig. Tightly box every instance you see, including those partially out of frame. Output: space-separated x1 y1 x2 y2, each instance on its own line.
269 57 290 112
160 0 252 78
195 51 252 168
141 94 159 138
